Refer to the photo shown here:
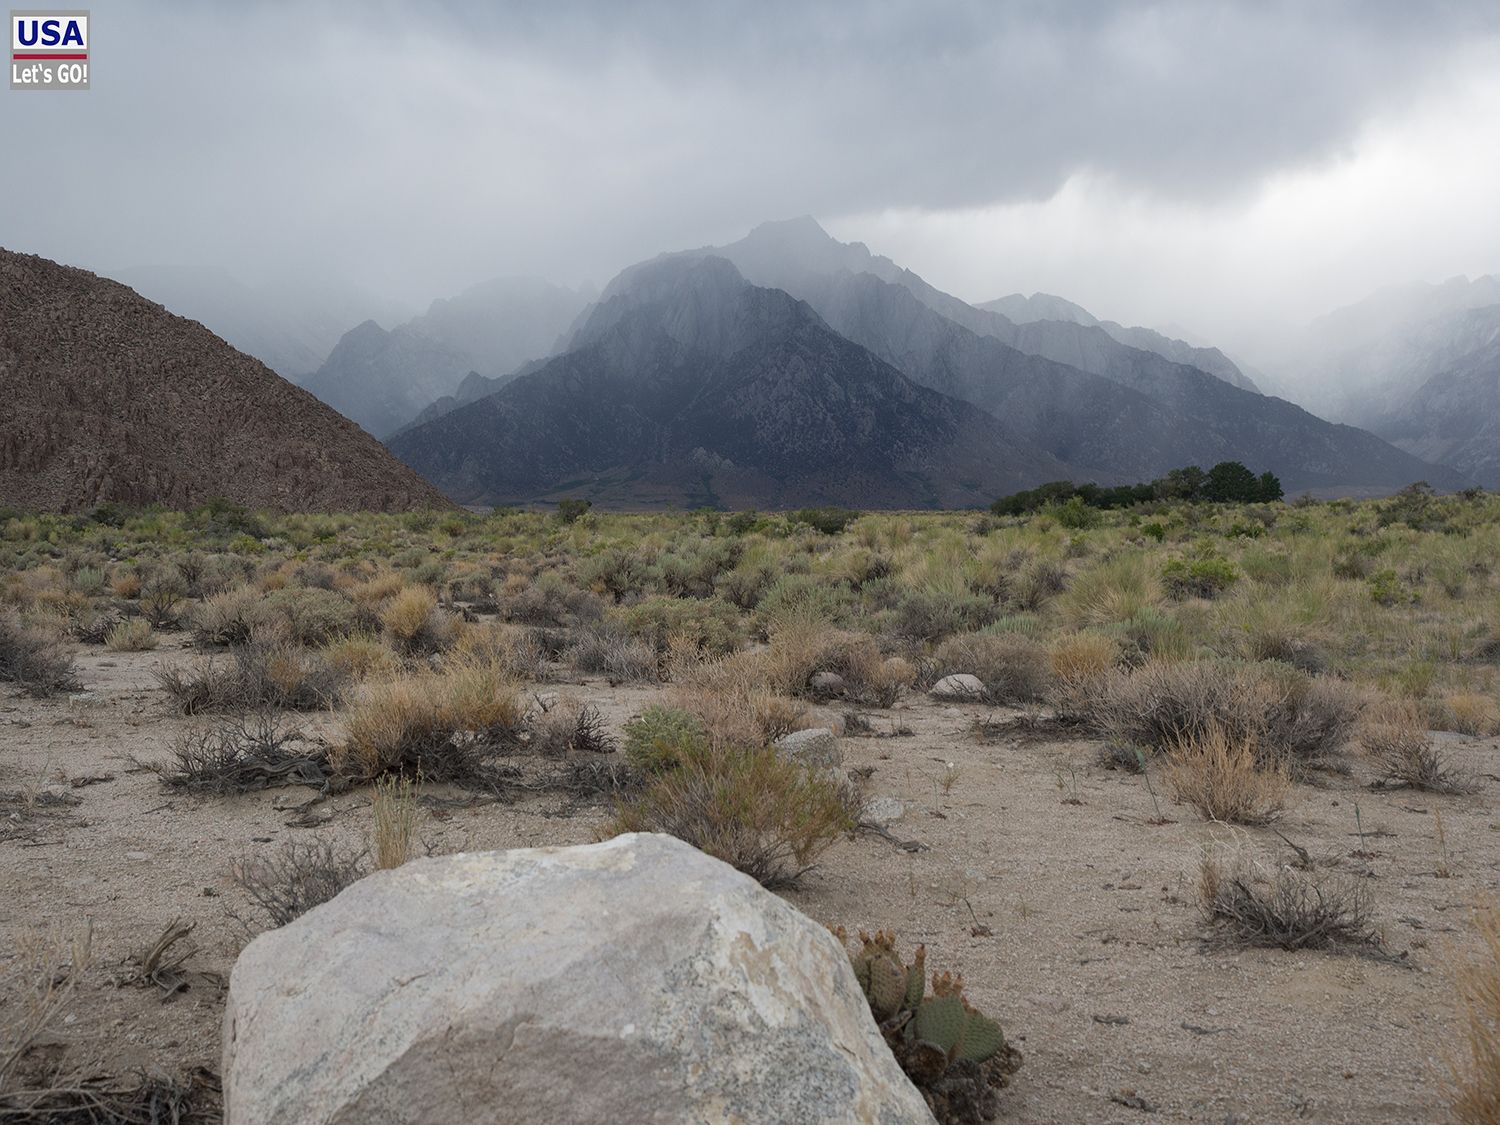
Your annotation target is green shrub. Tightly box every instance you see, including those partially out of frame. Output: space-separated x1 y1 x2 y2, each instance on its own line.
556 498 592 524
788 507 860 535
615 595 743 656
1162 556 1239 599
604 746 854 887
893 589 997 643
621 706 709 774
931 632 1051 704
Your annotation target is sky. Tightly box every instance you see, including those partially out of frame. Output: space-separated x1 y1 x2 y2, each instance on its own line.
4 0 1499 354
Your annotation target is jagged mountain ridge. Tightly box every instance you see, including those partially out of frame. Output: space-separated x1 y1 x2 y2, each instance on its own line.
642 220 1463 495
0 249 448 512
306 277 593 437
387 256 1083 508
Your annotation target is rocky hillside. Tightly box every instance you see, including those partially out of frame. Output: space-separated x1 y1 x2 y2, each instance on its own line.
388 256 1080 509
0 249 449 512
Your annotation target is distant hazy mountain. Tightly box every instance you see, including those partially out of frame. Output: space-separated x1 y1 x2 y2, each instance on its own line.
638 219 1454 495
301 321 482 439
976 292 1257 391
1256 275 1500 484
304 277 593 437
0 249 447 512
114 264 410 381
388 256 1079 509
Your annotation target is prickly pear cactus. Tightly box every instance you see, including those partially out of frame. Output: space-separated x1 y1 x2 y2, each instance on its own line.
834 927 1022 1125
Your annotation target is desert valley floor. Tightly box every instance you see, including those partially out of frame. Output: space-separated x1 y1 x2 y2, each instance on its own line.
5 632 1497 1123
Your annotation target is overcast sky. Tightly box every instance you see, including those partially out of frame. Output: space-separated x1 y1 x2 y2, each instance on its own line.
4 1 1498 353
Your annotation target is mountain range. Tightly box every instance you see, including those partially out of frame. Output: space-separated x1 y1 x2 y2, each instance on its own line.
388 219 1464 505
0 249 447 512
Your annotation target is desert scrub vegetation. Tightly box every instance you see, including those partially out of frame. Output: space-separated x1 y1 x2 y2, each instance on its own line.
1449 905 1500 1124
335 657 523 782
839 929 1021 1125
0 609 77 695
1198 852 1386 956
1160 725 1289 824
4 489 1498 779
605 740 856 887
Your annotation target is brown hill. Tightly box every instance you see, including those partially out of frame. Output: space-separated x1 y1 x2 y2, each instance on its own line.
0 249 448 512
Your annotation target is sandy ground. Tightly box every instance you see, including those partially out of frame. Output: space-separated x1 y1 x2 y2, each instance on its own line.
4 637 1498 1123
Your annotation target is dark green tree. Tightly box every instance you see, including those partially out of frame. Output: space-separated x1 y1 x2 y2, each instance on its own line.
1256 471 1284 502
1204 461 1261 503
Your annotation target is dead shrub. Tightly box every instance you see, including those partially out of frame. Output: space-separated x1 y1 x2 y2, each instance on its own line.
1089 659 1360 774
455 623 553 682
335 659 523 782
0 610 78 696
566 623 660 683
146 713 330 794
155 644 344 714
529 696 617 757
1448 904 1500 1124
604 747 856 888
1161 725 1288 824
138 577 185 629
931 632 1051 704
1362 709 1477 795
1198 853 1385 955
231 838 367 930
190 585 261 646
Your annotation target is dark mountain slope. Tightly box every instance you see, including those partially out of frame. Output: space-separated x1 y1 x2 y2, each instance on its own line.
676 221 1467 494
388 257 1081 509
0 249 448 512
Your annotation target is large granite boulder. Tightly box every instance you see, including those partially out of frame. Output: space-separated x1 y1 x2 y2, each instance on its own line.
223 833 934 1124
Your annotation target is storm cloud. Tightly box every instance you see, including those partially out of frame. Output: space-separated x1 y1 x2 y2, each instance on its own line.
3 0 1497 344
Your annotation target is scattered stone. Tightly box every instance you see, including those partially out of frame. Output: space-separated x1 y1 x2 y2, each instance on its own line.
809 671 847 696
860 796 908 827
223 834 934 1124
930 674 985 701
774 727 842 768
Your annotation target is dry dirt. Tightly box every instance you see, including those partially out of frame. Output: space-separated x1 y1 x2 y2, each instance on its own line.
4 637 1498 1123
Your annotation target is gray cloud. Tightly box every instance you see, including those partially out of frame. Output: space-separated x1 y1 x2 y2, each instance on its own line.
2 1 1497 326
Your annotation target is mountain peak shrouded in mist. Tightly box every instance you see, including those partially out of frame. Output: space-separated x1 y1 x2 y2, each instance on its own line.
388 252 1078 509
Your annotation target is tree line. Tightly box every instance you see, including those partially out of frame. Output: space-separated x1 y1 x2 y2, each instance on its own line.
991 461 1284 516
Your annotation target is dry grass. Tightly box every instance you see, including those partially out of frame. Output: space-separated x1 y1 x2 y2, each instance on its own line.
604 746 856 888
335 658 522 781
1198 853 1385 954
1448 905 1500 1124
103 617 157 652
528 695 617 757
1440 693 1500 738
155 643 344 714
321 634 400 680
371 773 418 869
381 586 459 655
1162 725 1289 824
0 923 93 1092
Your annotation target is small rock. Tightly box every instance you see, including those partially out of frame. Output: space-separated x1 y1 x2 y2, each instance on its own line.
809 671 847 696
861 796 908 827
774 727 842 769
930 673 985 701
125 851 150 862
